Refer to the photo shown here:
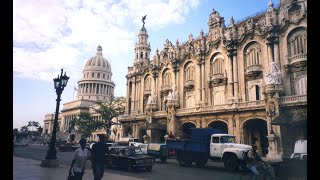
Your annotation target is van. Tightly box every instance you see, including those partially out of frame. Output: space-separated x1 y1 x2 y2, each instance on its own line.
290 140 307 160
117 137 140 146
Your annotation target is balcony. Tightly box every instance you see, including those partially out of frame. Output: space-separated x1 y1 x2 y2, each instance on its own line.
280 95 307 106
210 73 224 84
289 53 307 67
184 80 195 89
285 53 307 72
245 64 263 78
161 85 172 93
144 89 151 95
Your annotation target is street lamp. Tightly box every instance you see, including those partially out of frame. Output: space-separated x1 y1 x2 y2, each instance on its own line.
41 69 69 167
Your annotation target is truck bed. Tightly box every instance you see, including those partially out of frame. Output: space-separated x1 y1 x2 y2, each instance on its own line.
166 139 210 153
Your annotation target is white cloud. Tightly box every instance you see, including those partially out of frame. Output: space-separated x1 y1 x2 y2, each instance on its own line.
13 0 200 90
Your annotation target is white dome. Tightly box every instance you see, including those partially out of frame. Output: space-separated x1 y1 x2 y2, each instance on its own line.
84 45 112 73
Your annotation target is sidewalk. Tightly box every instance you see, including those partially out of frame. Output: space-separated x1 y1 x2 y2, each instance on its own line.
13 156 142 180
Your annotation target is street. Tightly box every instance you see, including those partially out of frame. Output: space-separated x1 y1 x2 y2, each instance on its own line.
13 144 306 180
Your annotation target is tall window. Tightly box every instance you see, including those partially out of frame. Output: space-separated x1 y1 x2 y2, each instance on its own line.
145 77 152 91
295 76 307 95
185 62 194 81
288 28 307 58
211 57 224 75
244 42 261 68
163 71 171 87
255 85 260 100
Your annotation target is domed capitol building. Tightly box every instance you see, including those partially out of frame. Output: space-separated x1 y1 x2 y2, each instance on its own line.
44 0 307 160
43 45 117 141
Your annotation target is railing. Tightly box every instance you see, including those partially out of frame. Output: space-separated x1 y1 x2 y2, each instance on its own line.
161 85 172 91
202 104 228 111
245 64 262 74
237 100 265 107
176 107 197 114
153 111 166 116
280 95 307 104
211 73 224 81
289 53 307 64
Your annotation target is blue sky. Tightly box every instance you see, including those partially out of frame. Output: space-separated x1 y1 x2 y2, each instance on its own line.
13 0 279 129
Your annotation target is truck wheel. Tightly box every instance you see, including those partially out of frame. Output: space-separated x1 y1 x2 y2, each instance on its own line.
184 160 192 167
195 159 207 167
160 157 167 163
146 165 152 171
127 163 135 172
177 153 186 166
223 155 239 171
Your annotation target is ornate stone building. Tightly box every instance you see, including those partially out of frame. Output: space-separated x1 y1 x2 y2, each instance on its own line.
43 45 120 141
119 0 307 159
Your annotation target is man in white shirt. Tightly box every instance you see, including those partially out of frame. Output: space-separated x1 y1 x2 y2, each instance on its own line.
69 138 90 180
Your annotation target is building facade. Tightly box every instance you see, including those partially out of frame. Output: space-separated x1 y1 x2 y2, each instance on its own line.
118 0 307 159
43 45 120 141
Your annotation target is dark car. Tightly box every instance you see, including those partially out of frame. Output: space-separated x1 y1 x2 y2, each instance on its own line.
106 146 154 171
58 142 78 152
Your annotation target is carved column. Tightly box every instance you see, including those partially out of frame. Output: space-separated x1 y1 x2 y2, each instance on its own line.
125 82 130 114
201 62 206 102
267 41 274 64
131 79 136 112
274 38 281 70
232 53 239 99
196 61 202 103
227 54 234 99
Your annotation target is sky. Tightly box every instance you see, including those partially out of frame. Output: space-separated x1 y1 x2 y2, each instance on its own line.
13 0 279 130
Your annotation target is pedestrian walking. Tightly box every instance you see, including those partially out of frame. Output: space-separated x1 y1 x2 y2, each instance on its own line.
91 135 110 180
68 138 90 180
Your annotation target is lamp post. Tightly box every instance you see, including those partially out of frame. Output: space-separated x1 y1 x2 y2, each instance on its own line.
41 69 69 167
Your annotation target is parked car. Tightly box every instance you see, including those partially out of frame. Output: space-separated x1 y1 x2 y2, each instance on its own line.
58 142 78 152
89 142 118 151
106 146 154 171
72 143 91 150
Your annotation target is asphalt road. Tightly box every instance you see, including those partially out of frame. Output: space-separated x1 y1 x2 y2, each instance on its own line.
13 144 306 180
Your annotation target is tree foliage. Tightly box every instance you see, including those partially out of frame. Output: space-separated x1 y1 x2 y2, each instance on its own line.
70 96 125 139
93 96 125 137
72 112 105 138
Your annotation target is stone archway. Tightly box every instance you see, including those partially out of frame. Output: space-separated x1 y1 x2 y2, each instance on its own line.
139 126 147 143
207 120 228 134
180 122 196 137
124 126 132 137
243 119 269 157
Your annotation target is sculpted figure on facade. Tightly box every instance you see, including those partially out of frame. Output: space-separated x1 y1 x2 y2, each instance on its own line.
167 92 173 100
171 84 178 100
264 62 282 85
147 89 157 104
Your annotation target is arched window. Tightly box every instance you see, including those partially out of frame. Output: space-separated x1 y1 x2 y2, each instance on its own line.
140 52 143 59
163 71 171 87
184 62 194 81
288 28 307 59
211 56 224 75
145 77 152 91
244 42 262 68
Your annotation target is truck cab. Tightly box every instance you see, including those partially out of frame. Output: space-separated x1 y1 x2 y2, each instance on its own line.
210 134 251 171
